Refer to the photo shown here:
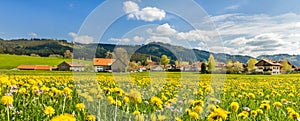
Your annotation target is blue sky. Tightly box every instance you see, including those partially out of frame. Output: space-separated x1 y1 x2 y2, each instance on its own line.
1 0 300 57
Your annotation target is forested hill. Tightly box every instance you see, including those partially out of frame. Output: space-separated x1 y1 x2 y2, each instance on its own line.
1 38 299 66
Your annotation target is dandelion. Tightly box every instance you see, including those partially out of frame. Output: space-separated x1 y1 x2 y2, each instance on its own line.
189 111 199 119
230 102 239 112
133 110 140 115
262 100 270 104
50 114 76 121
250 110 257 117
123 96 129 103
44 106 55 116
194 105 203 113
128 89 142 103
247 93 255 99
288 93 295 97
259 103 270 110
175 117 182 121
238 111 249 119
289 111 300 120
107 96 115 104
273 102 282 107
63 87 72 95
75 103 85 111
256 109 263 114
1 95 13 105
151 96 163 106
87 114 96 121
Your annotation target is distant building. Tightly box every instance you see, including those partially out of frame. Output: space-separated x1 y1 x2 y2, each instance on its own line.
216 62 226 70
94 58 127 72
255 59 281 75
57 61 85 71
17 65 53 71
255 59 296 74
150 65 164 71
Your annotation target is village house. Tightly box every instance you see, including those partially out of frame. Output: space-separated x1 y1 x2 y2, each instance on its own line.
94 58 127 72
255 59 296 74
57 61 85 71
255 59 282 75
17 65 53 71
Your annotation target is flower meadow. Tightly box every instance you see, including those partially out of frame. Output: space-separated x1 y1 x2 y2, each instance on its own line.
0 72 300 121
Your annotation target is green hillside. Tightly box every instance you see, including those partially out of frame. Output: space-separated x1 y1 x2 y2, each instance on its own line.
0 54 73 69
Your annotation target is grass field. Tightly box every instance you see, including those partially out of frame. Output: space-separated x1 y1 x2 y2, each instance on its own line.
0 71 300 120
0 54 91 69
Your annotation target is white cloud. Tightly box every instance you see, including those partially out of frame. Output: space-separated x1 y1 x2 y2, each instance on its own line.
146 36 171 44
28 32 38 37
149 23 177 36
123 1 166 22
177 30 211 42
133 36 144 42
123 1 139 14
208 13 300 56
109 38 130 43
225 5 240 11
68 32 94 44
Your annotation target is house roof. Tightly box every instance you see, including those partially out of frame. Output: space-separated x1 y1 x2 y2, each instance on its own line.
17 65 35 70
34 65 52 70
17 65 52 70
255 59 281 66
93 58 115 66
65 62 85 67
147 62 158 66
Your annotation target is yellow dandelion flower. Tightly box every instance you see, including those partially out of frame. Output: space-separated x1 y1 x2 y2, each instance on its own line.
133 110 140 115
150 96 163 106
87 114 96 121
289 111 299 120
123 96 129 103
247 93 255 99
189 111 199 119
175 117 182 121
250 110 257 117
75 103 85 111
18 87 27 93
256 109 263 114
44 106 55 116
273 102 282 107
194 105 203 113
230 102 239 112
50 114 76 121
238 111 249 119
107 96 115 104
128 89 142 103
259 103 270 110
1 95 13 105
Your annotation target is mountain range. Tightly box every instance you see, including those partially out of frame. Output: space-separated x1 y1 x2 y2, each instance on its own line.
0 38 299 66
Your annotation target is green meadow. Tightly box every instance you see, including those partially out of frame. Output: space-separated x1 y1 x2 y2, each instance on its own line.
0 54 73 69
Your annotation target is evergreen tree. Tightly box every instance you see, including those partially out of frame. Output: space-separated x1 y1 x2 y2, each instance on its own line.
207 54 216 72
282 58 292 74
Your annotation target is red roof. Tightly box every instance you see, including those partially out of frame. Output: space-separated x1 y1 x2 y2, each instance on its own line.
17 65 52 70
35 65 52 70
17 65 35 70
65 62 84 67
147 62 158 66
93 58 115 66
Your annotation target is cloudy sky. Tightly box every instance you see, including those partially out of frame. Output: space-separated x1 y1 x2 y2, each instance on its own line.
1 0 300 57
